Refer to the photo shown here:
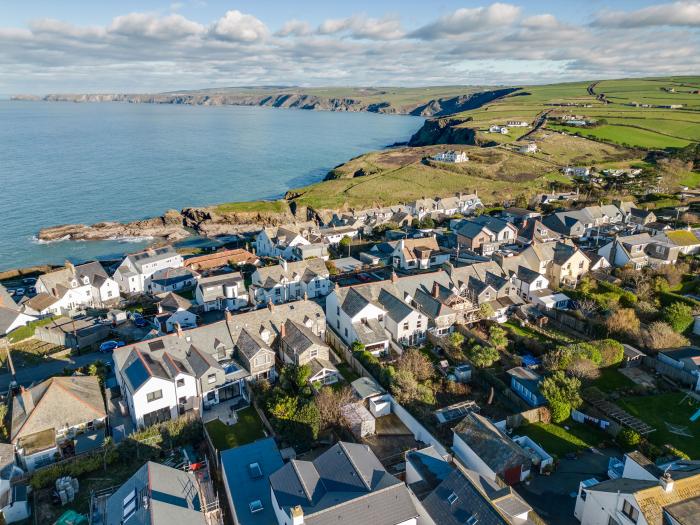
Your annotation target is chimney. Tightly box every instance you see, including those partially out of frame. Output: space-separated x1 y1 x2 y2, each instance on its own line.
225 309 233 322
303 291 308 302
175 323 183 337
268 298 275 312
390 271 398 284
291 505 304 525
432 281 440 298
660 472 675 493
21 387 34 413
280 322 286 338
280 258 288 271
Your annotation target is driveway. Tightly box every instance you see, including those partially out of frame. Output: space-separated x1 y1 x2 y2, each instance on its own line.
518 448 619 525
0 352 114 390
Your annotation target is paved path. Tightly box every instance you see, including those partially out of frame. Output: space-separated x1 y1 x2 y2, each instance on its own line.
0 352 112 389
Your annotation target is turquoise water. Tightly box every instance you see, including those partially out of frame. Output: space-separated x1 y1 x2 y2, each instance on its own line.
0 101 422 271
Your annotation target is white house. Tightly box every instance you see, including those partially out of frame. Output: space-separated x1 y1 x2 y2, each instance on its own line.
562 166 591 178
317 225 360 246
34 261 120 313
489 125 509 134
512 265 549 301
391 236 449 271
0 308 36 337
598 233 680 269
507 120 529 127
195 273 248 312
574 451 700 525
154 293 197 334
519 143 538 154
149 267 198 294
431 150 469 163
248 258 330 306
113 246 184 294
254 223 315 260
0 445 29 524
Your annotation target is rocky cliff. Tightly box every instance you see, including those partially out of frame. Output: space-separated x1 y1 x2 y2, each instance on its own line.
408 117 478 146
14 87 517 117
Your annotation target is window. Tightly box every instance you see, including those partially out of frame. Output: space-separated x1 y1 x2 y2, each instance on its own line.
447 492 458 505
249 462 263 479
580 490 587 502
336 306 340 316
621 500 639 523
176 378 185 387
336 319 340 329
579 260 585 269
123 489 137 521
417 319 422 329
146 390 162 403
403 322 409 330
344 327 348 337
309 349 318 359
249 500 264 514
178 396 187 405
207 374 217 384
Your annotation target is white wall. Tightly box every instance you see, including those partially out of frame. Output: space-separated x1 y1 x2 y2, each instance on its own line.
452 433 495 482
131 376 179 428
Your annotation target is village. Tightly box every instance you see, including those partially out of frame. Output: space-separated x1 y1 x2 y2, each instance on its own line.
0 171 699 525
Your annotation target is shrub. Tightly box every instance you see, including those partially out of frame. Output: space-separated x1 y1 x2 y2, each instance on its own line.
540 372 582 424
549 400 571 424
594 339 625 367
466 344 500 368
30 447 119 489
604 308 640 339
662 302 694 333
616 428 641 450
642 321 689 350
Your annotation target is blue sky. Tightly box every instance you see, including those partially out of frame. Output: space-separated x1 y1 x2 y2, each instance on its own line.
1 1 699 93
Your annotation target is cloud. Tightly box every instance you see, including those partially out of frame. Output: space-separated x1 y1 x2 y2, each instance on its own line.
275 19 312 37
592 1 700 28
210 10 268 42
108 13 204 39
317 15 404 40
410 3 521 39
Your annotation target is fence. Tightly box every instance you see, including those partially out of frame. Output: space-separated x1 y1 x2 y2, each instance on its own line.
642 356 698 390
387 394 450 457
506 407 551 429
325 326 376 381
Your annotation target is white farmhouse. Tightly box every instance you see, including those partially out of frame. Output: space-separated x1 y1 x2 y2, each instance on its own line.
34 261 120 314
489 125 509 134
431 150 469 163
519 143 538 154
113 246 184 294
254 223 315 260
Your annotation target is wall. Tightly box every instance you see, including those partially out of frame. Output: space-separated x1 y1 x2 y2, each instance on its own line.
644 356 698 390
389 395 449 457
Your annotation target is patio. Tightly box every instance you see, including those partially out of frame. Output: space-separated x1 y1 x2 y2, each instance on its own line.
202 396 249 425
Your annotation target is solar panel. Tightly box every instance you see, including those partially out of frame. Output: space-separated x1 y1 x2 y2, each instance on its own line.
148 340 165 351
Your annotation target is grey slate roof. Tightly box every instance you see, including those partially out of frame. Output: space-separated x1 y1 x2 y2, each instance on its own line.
254 258 328 289
353 318 389 345
282 319 326 359
377 289 414 322
104 461 204 525
0 307 25 335
456 221 492 239
0 284 18 311
220 437 284 525
516 266 542 284
235 329 270 361
269 442 418 525
127 246 179 272
472 215 514 235
197 273 243 302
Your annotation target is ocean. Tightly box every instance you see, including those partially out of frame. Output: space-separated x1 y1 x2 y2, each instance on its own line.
0 101 422 271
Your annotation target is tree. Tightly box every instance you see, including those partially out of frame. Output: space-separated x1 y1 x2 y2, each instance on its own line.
351 341 366 353
540 371 582 423
662 302 694 333
617 428 641 450
397 348 434 382
642 321 690 350
478 303 495 321
568 358 601 380
595 339 625 367
444 331 465 361
391 369 435 405
466 344 500 368
339 235 352 255
325 260 339 276
488 326 508 351
605 308 640 337
577 297 600 319
280 364 312 397
316 386 354 430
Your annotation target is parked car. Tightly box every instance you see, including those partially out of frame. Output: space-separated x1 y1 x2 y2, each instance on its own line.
13 288 25 296
99 340 125 353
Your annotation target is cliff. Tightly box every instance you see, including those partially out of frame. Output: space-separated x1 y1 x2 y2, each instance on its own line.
408 117 479 146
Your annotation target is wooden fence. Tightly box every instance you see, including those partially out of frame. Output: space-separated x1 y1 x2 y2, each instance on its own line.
642 356 698 390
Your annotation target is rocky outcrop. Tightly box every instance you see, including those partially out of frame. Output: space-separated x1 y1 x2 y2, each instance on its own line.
14 87 518 117
37 210 189 242
408 118 478 146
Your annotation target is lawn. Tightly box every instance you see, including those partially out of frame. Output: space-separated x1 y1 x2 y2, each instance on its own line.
7 316 57 343
336 362 360 383
548 123 692 150
617 393 700 458
517 420 611 456
214 199 289 214
204 407 266 450
592 367 635 394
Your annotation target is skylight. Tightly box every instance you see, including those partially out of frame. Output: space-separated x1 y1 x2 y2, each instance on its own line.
465 515 479 525
249 500 264 513
249 462 263 479
447 492 458 505
123 489 137 521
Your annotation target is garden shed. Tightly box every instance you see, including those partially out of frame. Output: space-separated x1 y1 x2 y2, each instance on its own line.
341 402 375 439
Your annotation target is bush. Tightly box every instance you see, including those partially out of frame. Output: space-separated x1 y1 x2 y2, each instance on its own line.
30 447 118 489
549 400 571 423
642 321 690 350
540 372 582 424
594 339 625 367
662 302 694 333
616 428 641 450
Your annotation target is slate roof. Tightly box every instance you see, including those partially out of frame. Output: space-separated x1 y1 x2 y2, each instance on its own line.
516 266 542 285
0 284 18 311
254 258 328 289
269 442 418 525
196 273 243 302
104 461 204 525
377 288 415 322
235 329 271 361
281 319 326 360
353 318 389 345
11 376 106 444
220 437 284 525
157 292 192 312
0 307 28 335
453 413 533 477
150 267 197 287
126 246 179 272
456 221 492 240
23 292 59 312
517 219 560 244
472 215 515 235
38 261 110 297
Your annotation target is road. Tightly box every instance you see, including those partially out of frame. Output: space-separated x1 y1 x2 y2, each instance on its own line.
516 109 551 141
0 352 113 390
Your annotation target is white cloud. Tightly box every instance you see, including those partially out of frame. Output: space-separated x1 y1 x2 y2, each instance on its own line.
275 19 312 37
210 10 268 42
410 3 521 39
592 1 700 28
108 13 204 39
521 14 560 29
317 15 404 40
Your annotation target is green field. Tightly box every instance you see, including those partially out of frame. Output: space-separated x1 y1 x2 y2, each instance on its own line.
517 420 610 456
214 200 289 214
549 123 693 149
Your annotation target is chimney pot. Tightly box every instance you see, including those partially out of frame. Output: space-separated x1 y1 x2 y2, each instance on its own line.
432 281 440 298
390 271 398 284
268 298 274 312
281 322 286 338
225 309 233 322
175 323 183 337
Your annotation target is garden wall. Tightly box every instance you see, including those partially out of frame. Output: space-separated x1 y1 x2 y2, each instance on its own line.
387 394 450 458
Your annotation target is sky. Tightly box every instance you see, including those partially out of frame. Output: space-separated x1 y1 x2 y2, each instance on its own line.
1 0 699 93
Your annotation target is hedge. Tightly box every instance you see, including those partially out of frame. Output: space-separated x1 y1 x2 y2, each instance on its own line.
658 291 700 310
31 447 118 489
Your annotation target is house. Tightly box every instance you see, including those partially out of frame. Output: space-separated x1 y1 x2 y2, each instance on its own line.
598 233 680 269
113 302 324 427
452 412 533 484
254 223 316 260
501 207 541 225
279 318 339 386
317 225 360 246
629 208 657 227
391 236 450 270
220 437 284 525
507 367 546 407
512 266 549 301
517 219 561 245
11 376 106 472
20 293 60 317
542 209 592 238
657 347 700 392
406 447 533 525
34 261 120 313
149 267 198 293
293 242 329 261
102 461 206 525
489 125 509 134
431 150 469 163
0 307 36 337
500 240 590 288
562 166 591 178
183 248 259 271
33 316 110 350
519 143 537 154
456 217 518 255
154 292 197 333
113 246 184 294
269 441 419 525
195 273 248 312
663 229 700 255
575 451 700 525
507 120 529 127
248 258 331 306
